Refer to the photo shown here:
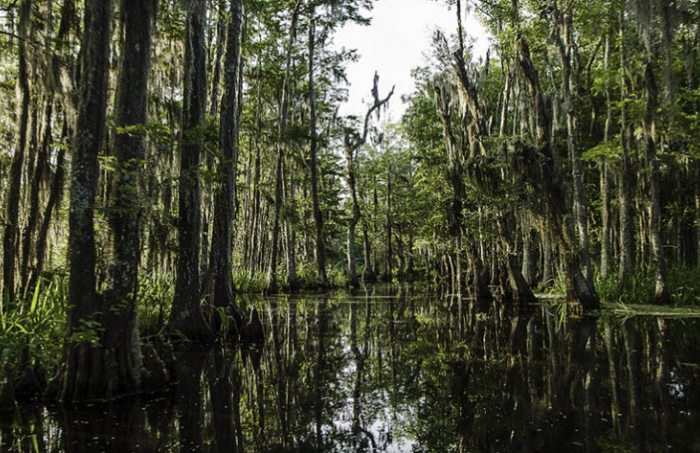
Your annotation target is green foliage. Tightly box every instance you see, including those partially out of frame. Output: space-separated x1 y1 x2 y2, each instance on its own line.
115 123 149 138
137 271 174 337
232 269 266 294
327 267 348 288
596 269 653 304
665 265 700 305
0 278 67 371
296 262 321 288
581 141 622 163
594 264 700 306
69 316 104 346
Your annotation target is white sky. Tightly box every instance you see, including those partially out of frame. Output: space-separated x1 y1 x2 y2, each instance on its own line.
333 0 488 120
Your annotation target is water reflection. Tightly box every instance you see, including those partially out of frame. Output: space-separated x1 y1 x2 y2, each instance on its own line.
3 286 700 452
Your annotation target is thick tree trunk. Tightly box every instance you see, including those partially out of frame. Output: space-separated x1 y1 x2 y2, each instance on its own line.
346 215 359 285
98 0 156 395
466 243 490 299
696 162 700 270
59 0 112 402
171 0 214 340
456 0 464 58
208 0 243 327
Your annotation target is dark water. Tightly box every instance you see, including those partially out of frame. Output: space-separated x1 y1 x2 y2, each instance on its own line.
3 286 700 452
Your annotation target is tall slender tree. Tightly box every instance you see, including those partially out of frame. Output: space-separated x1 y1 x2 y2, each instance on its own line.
343 73 394 287
265 0 301 294
307 11 329 288
2 0 31 307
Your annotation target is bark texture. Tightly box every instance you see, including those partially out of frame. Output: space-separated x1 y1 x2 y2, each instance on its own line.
60 0 112 402
208 0 244 327
171 0 214 340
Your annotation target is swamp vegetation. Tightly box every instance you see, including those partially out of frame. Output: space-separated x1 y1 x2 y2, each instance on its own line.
2 0 700 448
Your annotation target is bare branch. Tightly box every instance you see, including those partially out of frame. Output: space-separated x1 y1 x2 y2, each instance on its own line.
0 30 38 48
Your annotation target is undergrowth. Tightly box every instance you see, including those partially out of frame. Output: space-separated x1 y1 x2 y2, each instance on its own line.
596 263 700 305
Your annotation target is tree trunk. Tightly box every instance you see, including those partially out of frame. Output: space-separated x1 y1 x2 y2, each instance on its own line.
642 62 671 304
249 54 264 280
361 216 376 282
28 127 66 297
98 0 156 395
2 0 31 307
696 162 700 271
208 0 243 328
618 1 635 289
59 0 112 402
283 160 299 291
554 6 593 286
208 7 227 117
521 227 536 286
383 168 393 282
345 148 360 287
308 15 328 288
171 0 214 341
265 2 300 294
20 97 53 298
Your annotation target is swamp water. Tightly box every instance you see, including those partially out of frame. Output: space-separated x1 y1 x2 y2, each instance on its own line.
2 286 700 452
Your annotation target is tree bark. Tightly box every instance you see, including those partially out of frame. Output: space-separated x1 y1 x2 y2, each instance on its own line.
308 15 329 288
554 6 593 287
642 62 671 304
20 97 53 298
171 0 214 341
618 1 635 289
208 0 243 328
99 0 156 395
60 0 112 402
600 33 613 279
265 1 300 294
2 0 31 307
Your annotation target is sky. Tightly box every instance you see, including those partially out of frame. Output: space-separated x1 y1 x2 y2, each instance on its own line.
333 0 488 121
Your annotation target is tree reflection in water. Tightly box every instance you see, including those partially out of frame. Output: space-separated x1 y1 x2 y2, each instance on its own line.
3 285 700 452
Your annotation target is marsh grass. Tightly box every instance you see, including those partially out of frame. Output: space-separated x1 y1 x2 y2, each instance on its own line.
232 269 266 293
596 263 700 305
0 277 67 371
136 271 174 337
